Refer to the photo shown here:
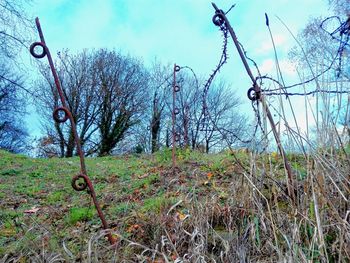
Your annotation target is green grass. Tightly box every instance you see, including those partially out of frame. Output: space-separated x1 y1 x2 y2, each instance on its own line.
141 195 177 213
110 202 135 215
66 207 95 225
46 190 66 204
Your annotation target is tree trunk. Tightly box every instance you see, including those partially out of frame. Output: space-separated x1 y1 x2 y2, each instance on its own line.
165 128 170 148
54 122 65 158
65 129 75 157
205 139 209 154
151 95 161 153
151 117 160 153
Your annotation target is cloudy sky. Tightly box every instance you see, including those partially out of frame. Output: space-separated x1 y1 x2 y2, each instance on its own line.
25 0 332 137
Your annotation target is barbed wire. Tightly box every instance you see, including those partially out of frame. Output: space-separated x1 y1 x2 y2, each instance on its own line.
320 15 350 44
259 67 349 97
259 69 349 97
264 89 349 97
180 65 199 89
258 56 339 93
202 17 228 109
259 14 349 96
260 15 347 95
320 15 349 77
200 5 266 146
238 41 262 83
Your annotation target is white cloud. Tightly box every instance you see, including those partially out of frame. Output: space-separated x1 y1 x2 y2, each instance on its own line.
259 58 275 74
259 58 296 77
258 34 287 54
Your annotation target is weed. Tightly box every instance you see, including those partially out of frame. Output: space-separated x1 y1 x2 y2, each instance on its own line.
131 174 160 190
110 202 135 215
154 148 172 163
28 171 43 178
141 195 176 213
46 191 65 204
0 169 20 176
66 207 95 225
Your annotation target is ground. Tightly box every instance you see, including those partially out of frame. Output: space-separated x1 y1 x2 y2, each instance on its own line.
0 148 349 262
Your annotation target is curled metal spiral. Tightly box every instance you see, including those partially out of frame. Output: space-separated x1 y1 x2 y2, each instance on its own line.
52 106 70 123
212 12 225 27
247 87 261 101
29 42 47 58
71 174 88 191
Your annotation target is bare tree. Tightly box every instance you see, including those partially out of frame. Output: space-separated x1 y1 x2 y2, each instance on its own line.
175 72 202 149
328 0 350 16
35 49 150 157
0 64 28 152
0 0 32 61
199 81 245 153
289 9 350 146
148 61 171 153
95 50 149 155
0 0 32 152
35 50 100 157
170 70 245 153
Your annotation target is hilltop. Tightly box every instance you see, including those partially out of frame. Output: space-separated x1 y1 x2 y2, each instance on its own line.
0 149 349 262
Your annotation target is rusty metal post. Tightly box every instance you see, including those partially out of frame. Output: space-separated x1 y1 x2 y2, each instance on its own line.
30 17 115 244
172 64 180 172
183 104 189 147
211 3 295 202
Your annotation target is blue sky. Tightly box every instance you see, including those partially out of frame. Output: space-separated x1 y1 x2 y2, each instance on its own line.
25 0 331 138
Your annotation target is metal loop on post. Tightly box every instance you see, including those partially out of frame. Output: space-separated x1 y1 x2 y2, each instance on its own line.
212 12 225 27
53 106 70 123
247 87 260 101
29 42 47 59
174 65 181 72
71 174 88 191
174 108 180 115
174 85 180 92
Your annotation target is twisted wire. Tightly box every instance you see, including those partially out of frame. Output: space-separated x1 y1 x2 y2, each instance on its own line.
202 6 264 146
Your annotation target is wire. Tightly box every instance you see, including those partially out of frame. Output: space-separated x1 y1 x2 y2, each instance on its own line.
201 7 264 146
264 89 349 96
320 15 350 77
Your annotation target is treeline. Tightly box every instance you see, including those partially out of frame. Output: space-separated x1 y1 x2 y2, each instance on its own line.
34 49 247 157
0 0 31 153
1 0 349 156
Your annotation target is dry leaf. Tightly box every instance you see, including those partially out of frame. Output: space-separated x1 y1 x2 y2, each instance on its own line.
137 173 149 179
24 207 40 214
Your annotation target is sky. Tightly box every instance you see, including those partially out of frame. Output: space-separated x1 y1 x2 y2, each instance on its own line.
24 0 332 139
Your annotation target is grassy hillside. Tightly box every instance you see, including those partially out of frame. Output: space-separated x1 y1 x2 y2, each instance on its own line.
0 148 348 262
